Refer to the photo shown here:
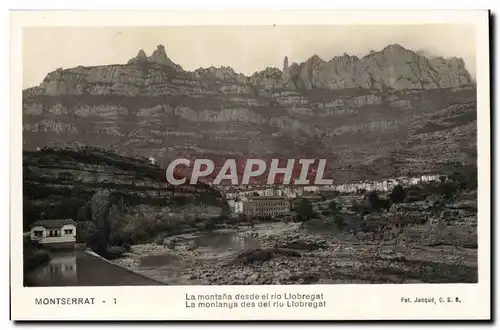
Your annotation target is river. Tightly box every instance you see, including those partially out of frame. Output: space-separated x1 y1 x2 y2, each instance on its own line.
133 228 265 285
26 250 162 286
25 229 264 287
26 222 478 286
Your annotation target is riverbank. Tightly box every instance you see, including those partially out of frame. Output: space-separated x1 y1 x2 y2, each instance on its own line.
110 221 478 285
110 223 301 282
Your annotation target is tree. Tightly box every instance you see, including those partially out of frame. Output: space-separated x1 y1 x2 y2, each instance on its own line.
107 205 124 245
366 191 380 206
58 171 75 181
356 188 366 195
328 200 339 214
76 221 97 243
76 203 90 222
295 198 315 221
440 182 459 199
90 190 112 251
116 196 127 213
365 191 391 212
389 185 406 204
86 229 107 254
332 215 345 229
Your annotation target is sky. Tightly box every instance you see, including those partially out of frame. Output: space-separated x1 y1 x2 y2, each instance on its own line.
23 25 476 89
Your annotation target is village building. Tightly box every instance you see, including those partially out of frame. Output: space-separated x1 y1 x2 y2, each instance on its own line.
233 200 244 214
242 196 290 218
304 186 320 193
30 219 77 249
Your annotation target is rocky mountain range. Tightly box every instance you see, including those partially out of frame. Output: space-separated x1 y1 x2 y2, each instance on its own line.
22 43 477 183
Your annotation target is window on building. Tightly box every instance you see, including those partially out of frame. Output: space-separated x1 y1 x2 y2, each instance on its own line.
33 230 43 237
49 230 61 237
64 229 73 235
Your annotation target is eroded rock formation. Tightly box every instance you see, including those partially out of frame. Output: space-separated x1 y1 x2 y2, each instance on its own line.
22 43 477 183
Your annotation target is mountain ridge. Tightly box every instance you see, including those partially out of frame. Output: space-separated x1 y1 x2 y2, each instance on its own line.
22 43 477 183
24 43 473 97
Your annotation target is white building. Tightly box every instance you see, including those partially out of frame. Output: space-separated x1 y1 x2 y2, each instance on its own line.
234 201 244 214
224 191 238 200
227 200 236 213
295 186 305 196
421 175 440 182
262 187 280 197
410 177 420 185
30 219 77 249
282 186 297 198
255 189 265 196
304 186 319 193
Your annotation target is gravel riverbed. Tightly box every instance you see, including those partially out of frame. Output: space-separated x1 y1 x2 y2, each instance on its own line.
111 222 477 285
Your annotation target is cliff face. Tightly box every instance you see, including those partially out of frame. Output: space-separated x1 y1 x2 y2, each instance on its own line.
23 148 226 230
286 45 471 91
25 43 472 98
22 44 477 182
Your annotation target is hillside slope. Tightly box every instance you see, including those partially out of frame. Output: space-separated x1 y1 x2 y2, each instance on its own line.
23 147 227 232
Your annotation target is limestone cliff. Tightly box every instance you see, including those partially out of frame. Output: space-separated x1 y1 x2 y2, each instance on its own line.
22 44 477 182
285 44 472 91
23 147 226 230
25 43 472 97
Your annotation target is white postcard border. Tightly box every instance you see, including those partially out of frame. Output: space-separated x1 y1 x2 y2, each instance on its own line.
10 9 491 321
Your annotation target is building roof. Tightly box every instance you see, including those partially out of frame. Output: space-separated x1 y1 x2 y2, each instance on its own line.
249 196 288 200
252 196 286 199
31 219 77 229
300 195 323 199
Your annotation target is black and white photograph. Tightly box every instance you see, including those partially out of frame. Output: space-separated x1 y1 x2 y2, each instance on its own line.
10 9 491 321
21 24 481 287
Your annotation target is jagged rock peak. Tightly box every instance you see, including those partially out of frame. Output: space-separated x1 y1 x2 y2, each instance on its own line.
283 56 289 80
416 49 433 57
195 65 237 75
251 66 283 79
27 42 473 97
149 44 168 64
284 43 473 91
127 49 148 64
136 49 147 60
127 44 182 70
382 43 407 52
308 54 325 63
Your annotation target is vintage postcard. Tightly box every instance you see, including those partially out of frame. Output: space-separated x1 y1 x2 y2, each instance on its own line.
10 10 491 321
